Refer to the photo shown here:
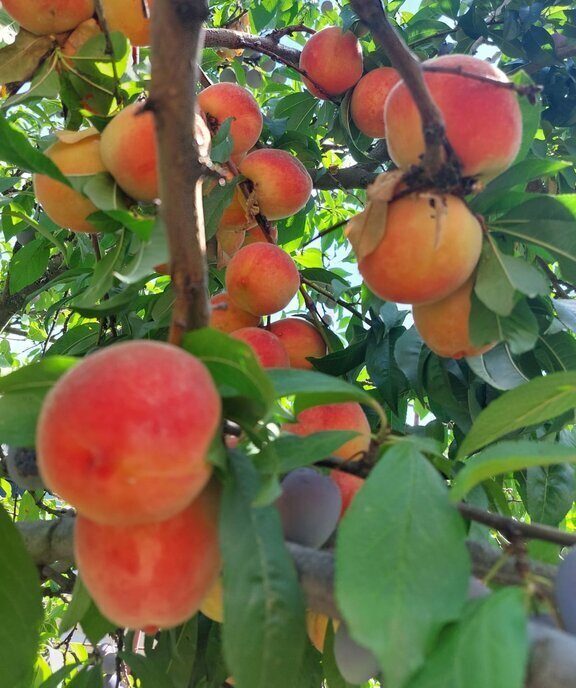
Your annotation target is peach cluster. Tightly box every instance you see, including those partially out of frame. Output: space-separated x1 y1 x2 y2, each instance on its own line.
36 341 222 630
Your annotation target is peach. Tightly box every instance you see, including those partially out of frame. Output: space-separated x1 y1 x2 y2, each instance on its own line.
270 318 326 369
216 227 245 268
2 0 94 35
197 83 263 157
37 341 221 525
33 129 107 233
209 293 260 334
226 243 300 316
283 402 371 461
219 187 250 232
350 67 400 138
101 0 153 47
243 224 278 246
385 54 523 179
239 149 313 220
413 276 496 359
300 27 363 99
200 577 224 623
330 470 364 518
75 483 221 630
231 327 290 368
358 192 482 305
100 101 158 201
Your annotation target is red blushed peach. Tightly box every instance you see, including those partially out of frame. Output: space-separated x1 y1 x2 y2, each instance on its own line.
232 327 290 368
100 101 158 201
101 0 153 47
33 129 107 233
358 193 482 305
37 341 221 525
413 276 496 359
239 149 313 220
242 224 278 246
330 470 364 518
2 0 94 35
283 402 371 461
226 243 300 316
385 54 522 179
270 318 326 369
197 83 263 157
209 293 260 334
300 27 363 99
75 483 221 630
350 67 400 138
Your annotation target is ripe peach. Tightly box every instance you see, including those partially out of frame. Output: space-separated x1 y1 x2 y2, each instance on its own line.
357 192 482 305
300 27 363 99
100 101 158 201
219 188 250 232
101 0 153 47
270 318 326 369
209 293 260 334
330 470 364 518
283 403 371 461
242 224 278 246
232 327 290 368
200 577 224 623
239 149 313 220
33 129 107 233
385 54 522 179
413 276 496 359
197 83 263 157
2 0 94 35
37 341 221 525
350 67 400 138
75 483 221 630
226 243 300 316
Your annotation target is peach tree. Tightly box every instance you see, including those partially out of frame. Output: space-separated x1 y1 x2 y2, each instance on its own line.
0 0 576 687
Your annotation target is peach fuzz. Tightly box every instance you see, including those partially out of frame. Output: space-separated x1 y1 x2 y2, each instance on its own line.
33 129 107 233
2 0 94 35
358 193 482 305
226 243 300 316
100 101 158 201
283 402 371 461
385 54 522 179
209 293 260 334
350 67 400 138
37 341 221 525
330 470 364 518
232 327 290 368
270 318 326 369
101 0 153 47
239 149 313 221
299 27 363 99
197 83 263 157
413 276 496 359
75 483 221 630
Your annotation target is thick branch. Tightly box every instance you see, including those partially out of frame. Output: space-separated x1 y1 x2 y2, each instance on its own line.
203 28 300 67
150 0 210 342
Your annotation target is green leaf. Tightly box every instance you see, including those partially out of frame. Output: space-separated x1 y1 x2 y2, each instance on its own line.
468 294 538 355
336 443 470 688
407 589 528 688
80 599 116 646
0 117 69 185
0 504 43 688
38 664 80 688
182 328 274 428
525 463 575 526
482 158 570 194
322 622 354 688
511 71 543 164
145 619 198 688
274 92 318 131
466 343 528 391
451 440 576 501
203 178 241 241
0 30 54 84
8 240 51 294
66 667 104 688
59 577 92 635
458 371 576 457
220 451 307 688
210 118 234 164
0 356 77 394
474 242 548 316
120 651 175 688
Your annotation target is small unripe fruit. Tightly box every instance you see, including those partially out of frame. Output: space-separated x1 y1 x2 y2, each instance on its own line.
300 27 363 99
37 341 221 525
33 129 107 234
270 318 326 369
357 193 482 305
75 484 221 630
2 0 94 35
226 243 300 316
350 67 400 138
239 149 313 220
231 327 290 368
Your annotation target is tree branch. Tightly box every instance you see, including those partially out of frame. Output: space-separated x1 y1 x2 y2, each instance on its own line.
149 0 210 343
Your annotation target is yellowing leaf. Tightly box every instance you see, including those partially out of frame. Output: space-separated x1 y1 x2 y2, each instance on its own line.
0 31 55 86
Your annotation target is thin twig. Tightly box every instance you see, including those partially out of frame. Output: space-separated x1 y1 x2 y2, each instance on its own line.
301 218 348 247
301 276 372 326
